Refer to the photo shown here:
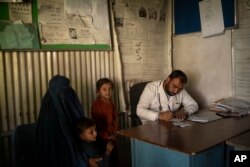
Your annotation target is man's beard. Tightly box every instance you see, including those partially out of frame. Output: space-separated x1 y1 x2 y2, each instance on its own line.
166 90 176 96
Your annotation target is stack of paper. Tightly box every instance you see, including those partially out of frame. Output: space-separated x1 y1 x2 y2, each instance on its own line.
171 118 185 122
210 96 250 118
172 122 191 128
211 97 250 110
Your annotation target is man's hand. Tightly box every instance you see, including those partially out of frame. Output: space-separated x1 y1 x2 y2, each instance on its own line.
158 111 173 121
174 109 187 119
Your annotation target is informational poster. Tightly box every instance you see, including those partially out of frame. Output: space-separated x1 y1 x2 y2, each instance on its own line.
0 3 39 49
113 0 172 83
37 0 111 47
9 3 32 24
232 0 250 102
199 0 225 37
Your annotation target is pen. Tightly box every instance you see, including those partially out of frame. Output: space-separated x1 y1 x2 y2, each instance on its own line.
168 104 172 112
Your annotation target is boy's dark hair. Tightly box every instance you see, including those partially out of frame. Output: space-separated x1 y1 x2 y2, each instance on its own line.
96 78 113 91
169 70 187 84
76 117 95 135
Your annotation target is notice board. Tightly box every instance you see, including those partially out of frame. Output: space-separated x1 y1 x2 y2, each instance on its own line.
0 0 112 50
174 0 236 35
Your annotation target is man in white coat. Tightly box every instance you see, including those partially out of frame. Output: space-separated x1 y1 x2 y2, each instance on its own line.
137 70 198 124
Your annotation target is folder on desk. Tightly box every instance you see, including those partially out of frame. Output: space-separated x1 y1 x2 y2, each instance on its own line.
187 109 222 123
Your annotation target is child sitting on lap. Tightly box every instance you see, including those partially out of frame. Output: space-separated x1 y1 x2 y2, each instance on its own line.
76 117 114 167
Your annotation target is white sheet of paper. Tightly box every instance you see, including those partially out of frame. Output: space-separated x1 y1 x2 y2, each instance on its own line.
199 0 225 37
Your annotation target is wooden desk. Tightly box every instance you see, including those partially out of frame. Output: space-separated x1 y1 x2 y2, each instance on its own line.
117 116 250 167
226 130 250 150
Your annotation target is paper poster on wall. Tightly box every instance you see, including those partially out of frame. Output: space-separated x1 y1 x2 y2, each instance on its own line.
37 0 112 49
199 0 225 37
232 0 250 102
113 0 171 82
9 3 32 24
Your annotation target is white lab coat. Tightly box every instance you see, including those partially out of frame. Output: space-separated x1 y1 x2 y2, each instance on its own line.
136 80 198 124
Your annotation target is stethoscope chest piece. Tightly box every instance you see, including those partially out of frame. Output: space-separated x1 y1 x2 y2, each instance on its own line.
159 105 162 111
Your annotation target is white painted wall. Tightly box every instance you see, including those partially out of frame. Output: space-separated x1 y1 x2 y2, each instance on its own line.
173 30 232 108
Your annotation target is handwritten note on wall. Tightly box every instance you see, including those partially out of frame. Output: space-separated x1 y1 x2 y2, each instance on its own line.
199 0 224 37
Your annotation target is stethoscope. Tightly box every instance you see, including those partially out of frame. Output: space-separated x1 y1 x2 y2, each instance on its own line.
157 80 179 111
158 92 162 111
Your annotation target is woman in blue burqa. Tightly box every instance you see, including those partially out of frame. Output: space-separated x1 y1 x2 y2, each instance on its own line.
36 75 87 167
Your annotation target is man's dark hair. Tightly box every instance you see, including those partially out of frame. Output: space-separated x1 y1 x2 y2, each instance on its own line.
96 78 113 91
76 117 95 135
169 70 187 84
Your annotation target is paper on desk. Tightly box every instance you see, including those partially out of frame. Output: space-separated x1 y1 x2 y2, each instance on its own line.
188 116 209 123
199 0 224 37
171 118 185 122
172 122 191 128
187 109 223 123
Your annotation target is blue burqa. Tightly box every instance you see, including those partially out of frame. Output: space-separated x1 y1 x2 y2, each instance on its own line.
36 75 87 167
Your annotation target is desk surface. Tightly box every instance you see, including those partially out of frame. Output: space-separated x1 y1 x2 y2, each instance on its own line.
226 130 250 149
118 116 250 154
